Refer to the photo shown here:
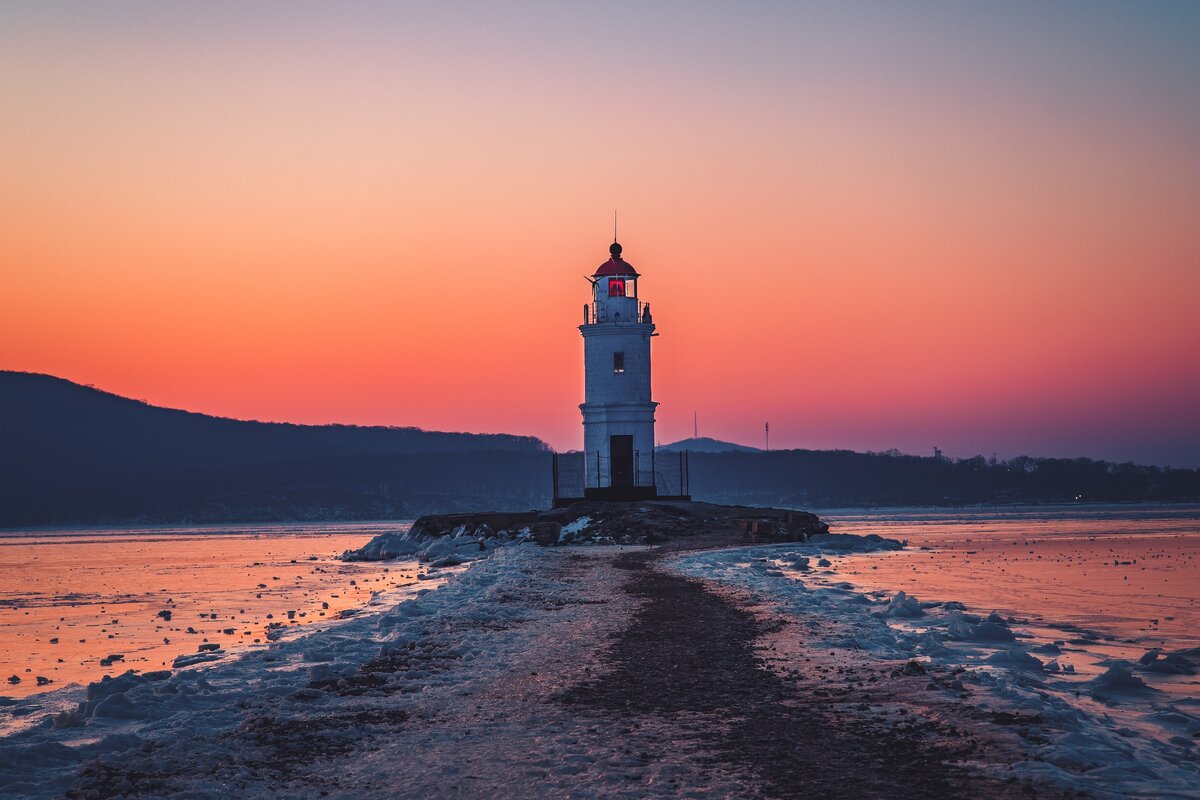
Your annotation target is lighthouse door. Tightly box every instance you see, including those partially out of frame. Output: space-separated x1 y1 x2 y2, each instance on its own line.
609 435 634 488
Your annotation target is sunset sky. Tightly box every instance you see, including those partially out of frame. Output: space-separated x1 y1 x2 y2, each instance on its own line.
2 2 1198 466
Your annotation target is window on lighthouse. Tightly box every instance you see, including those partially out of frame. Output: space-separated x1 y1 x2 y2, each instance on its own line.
608 278 625 297
613 352 625 374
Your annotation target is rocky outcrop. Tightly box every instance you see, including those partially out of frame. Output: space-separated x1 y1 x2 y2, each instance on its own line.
341 501 829 562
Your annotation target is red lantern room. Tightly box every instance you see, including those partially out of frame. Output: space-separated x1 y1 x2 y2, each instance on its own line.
585 242 650 325
593 242 640 300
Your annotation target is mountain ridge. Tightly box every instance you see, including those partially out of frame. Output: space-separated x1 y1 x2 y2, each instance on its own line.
0 371 550 527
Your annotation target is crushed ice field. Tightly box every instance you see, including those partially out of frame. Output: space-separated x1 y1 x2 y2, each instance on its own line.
669 504 1200 800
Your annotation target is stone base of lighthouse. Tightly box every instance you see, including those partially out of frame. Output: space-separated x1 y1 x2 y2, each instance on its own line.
580 401 659 501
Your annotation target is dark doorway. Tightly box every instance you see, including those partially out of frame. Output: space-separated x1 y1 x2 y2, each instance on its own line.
610 435 634 487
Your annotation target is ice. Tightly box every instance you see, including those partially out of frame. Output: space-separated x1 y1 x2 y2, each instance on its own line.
560 516 592 535
668 538 1200 799
984 647 1045 672
172 652 225 668
344 528 486 565
881 591 924 618
806 532 904 552
946 611 1017 643
1089 661 1157 699
4 511 1198 799
1138 649 1199 676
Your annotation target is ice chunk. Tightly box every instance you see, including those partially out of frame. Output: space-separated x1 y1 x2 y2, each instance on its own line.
1137 648 1198 676
379 538 420 559
806 533 904 552
883 591 924 618
1089 661 1157 699
985 648 1044 671
91 693 146 720
173 651 224 668
419 537 454 562
946 611 1016 642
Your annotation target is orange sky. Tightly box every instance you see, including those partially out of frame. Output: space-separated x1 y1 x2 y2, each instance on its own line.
2 3 1198 465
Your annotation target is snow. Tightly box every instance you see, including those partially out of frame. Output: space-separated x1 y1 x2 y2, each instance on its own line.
667 541 1200 799
559 516 592 543
0 545 751 798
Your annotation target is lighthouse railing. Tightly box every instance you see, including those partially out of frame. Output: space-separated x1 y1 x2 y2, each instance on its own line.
583 301 651 325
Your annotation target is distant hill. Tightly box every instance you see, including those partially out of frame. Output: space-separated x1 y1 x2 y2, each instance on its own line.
0 372 551 527
657 437 761 454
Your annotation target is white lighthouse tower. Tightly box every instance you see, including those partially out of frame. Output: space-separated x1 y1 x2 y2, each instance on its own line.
579 240 660 499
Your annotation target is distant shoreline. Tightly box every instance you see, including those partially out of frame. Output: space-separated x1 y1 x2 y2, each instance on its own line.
4 499 1198 534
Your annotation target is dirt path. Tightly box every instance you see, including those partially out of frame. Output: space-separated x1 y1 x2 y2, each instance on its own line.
563 550 1026 799
48 546 1049 799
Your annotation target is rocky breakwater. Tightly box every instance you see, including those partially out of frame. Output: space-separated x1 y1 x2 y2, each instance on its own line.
341 500 830 563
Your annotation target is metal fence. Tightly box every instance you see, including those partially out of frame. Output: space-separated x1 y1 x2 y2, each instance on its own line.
552 450 689 504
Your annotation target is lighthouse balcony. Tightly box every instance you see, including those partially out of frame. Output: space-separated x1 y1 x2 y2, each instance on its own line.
583 299 651 325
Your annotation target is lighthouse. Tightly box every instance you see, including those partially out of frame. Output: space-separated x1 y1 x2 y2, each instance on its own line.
579 241 660 499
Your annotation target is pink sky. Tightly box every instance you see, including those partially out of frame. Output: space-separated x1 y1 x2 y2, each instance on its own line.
2 2 1198 465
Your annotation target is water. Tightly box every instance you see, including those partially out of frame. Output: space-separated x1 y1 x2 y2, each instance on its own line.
811 504 1200 693
0 522 416 703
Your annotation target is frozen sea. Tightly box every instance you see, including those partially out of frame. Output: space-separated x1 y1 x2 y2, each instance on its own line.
0 505 1198 798
670 502 1200 798
813 503 1200 688
0 521 420 711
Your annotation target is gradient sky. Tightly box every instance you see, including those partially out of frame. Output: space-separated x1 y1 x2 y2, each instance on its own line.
2 2 1198 466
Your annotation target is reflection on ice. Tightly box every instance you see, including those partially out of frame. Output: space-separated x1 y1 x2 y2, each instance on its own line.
0 522 424 707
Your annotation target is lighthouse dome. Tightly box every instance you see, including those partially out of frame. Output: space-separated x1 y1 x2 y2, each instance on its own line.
593 241 639 277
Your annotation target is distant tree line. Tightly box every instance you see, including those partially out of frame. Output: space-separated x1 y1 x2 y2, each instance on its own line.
686 448 1200 507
